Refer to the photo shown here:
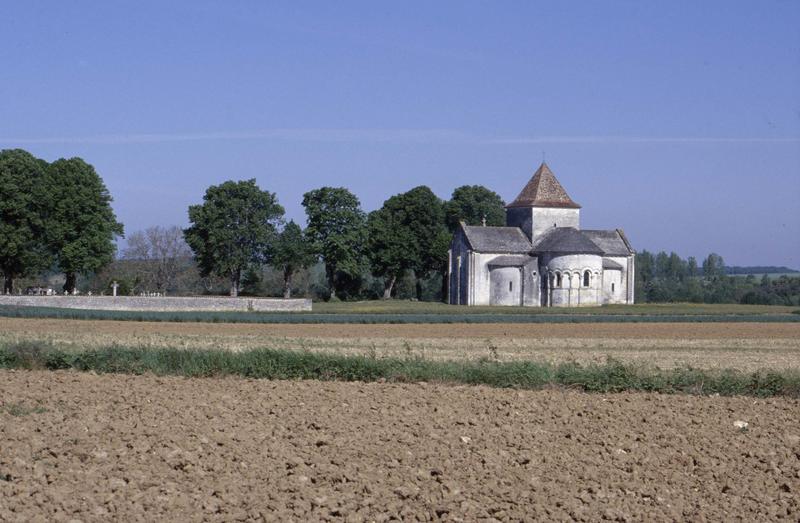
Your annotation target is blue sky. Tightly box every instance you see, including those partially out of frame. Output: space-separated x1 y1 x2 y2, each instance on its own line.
2 1 799 267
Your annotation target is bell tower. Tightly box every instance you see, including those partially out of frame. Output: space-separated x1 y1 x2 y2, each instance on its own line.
505 162 581 242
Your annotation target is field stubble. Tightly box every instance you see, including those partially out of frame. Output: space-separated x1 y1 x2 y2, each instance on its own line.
1 318 798 372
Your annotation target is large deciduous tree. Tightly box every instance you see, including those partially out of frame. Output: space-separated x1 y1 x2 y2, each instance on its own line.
367 206 416 299
123 225 192 294
184 179 284 297
302 187 366 300
444 185 506 232
43 158 124 293
271 220 316 299
0 149 49 294
368 186 449 300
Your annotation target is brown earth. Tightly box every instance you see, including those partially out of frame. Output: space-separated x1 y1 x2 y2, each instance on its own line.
2 318 799 371
2 317 799 339
1 370 798 521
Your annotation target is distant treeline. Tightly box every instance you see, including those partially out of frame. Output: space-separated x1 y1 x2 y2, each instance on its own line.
725 266 798 275
635 251 800 306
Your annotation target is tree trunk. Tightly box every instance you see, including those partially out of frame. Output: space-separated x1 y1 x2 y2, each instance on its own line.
382 275 396 300
440 269 448 303
283 267 293 299
3 275 12 295
326 264 336 300
415 276 423 301
230 269 241 297
63 272 77 295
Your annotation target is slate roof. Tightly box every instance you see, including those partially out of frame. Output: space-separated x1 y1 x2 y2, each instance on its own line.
602 259 624 270
506 162 581 209
487 255 533 267
582 229 634 256
461 224 532 253
532 227 604 255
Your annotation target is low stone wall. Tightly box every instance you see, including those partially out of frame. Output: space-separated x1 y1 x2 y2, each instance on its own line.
0 295 311 312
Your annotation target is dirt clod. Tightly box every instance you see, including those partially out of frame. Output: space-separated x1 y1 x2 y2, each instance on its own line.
1 369 798 520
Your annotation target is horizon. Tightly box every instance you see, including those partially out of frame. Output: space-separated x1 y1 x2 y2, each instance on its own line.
2 1 798 268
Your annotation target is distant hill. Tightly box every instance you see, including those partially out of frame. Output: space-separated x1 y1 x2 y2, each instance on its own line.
725 266 799 275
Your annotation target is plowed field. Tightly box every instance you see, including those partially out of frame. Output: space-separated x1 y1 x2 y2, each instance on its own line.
1 370 798 521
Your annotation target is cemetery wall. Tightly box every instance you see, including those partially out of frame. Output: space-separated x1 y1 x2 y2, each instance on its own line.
0 295 312 312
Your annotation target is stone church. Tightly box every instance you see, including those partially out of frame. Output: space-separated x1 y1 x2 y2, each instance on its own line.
448 163 634 307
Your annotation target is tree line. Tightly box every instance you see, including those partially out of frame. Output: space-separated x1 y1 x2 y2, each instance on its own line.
635 250 800 306
4 147 797 306
182 180 506 298
1 148 506 299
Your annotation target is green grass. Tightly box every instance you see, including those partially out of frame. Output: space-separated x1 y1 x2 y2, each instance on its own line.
0 304 797 324
1 403 47 416
1 341 798 398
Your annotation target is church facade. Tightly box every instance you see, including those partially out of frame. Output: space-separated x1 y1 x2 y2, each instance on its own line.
447 163 635 307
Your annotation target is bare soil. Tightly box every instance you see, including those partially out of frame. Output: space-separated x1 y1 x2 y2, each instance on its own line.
3 317 799 339
2 318 799 371
1 370 799 521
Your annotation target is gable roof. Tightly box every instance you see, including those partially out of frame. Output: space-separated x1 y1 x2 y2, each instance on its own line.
460 224 532 253
506 162 581 209
582 229 635 256
532 227 604 255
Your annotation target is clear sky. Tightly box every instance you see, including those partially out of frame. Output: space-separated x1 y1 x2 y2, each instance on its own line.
2 1 799 267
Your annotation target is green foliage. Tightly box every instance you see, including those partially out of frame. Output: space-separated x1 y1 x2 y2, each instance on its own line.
1 344 798 397
185 179 284 297
0 149 49 293
635 250 800 306
302 187 367 300
271 221 316 298
43 158 124 293
702 253 726 279
444 185 506 232
367 186 449 299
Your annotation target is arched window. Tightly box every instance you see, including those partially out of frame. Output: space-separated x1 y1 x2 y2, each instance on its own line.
555 272 562 287
583 270 590 287
611 283 615 293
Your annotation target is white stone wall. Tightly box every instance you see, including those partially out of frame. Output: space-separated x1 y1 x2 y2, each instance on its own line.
601 256 634 304
542 253 603 307
0 295 312 312
456 252 540 306
530 208 580 242
448 231 471 305
489 267 522 306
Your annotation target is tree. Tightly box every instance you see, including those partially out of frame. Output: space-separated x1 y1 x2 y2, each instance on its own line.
368 186 449 300
302 187 366 300
184 179 284 297
271 220 315 298
123 225 192 293
702 253 726 280
686 256 699 277
0 149 49 293
367 202 420 299
444 185 506 232
43 158 124 293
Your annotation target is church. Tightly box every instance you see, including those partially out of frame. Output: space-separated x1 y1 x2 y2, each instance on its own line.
447 163 635 307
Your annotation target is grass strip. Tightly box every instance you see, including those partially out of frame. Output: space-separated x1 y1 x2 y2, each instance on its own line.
0 306 798 324
2 341 798 398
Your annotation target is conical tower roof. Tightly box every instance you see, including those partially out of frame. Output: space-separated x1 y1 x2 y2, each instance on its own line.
506 162 581 209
